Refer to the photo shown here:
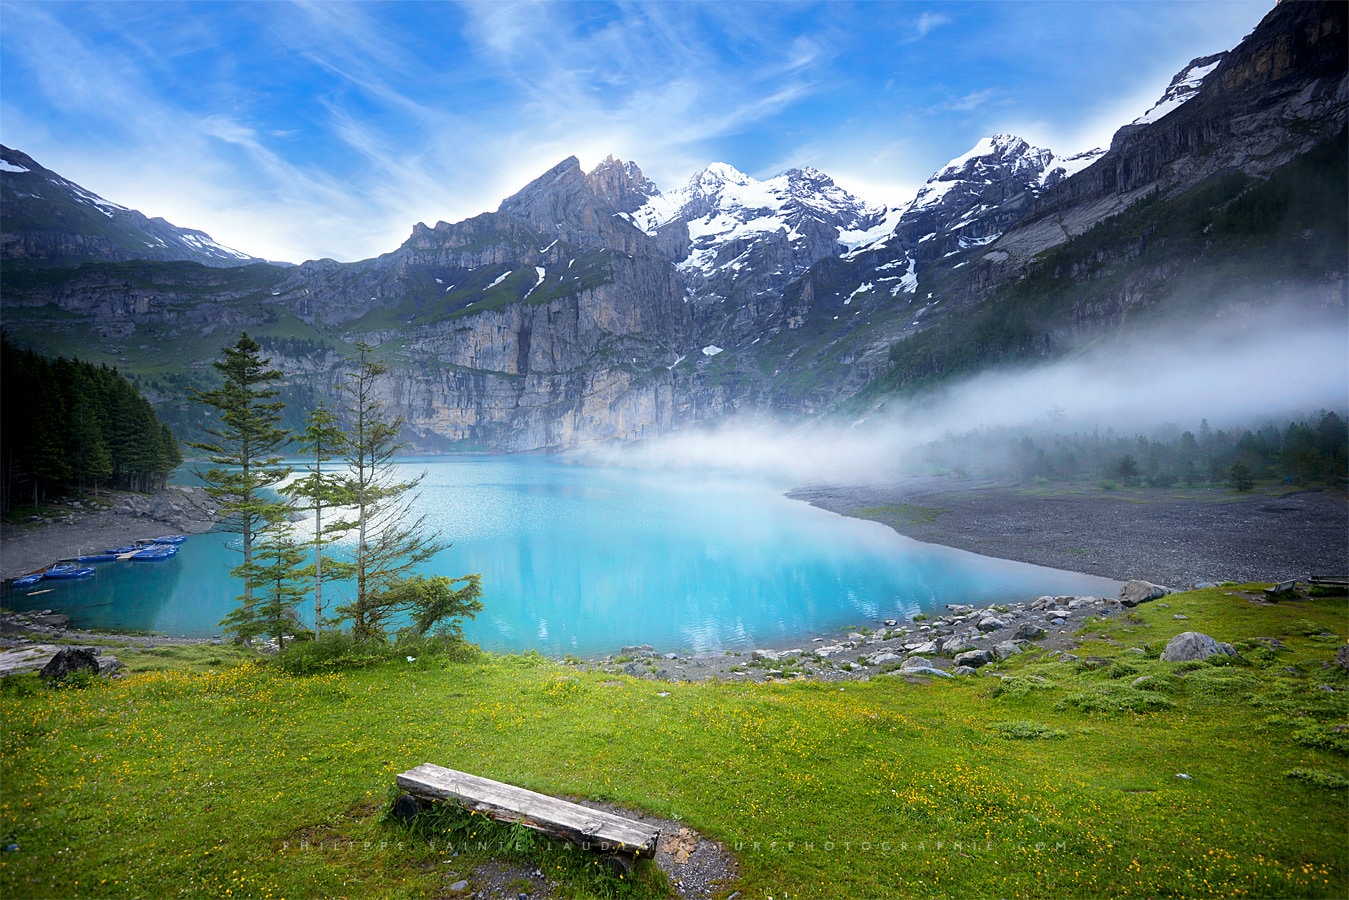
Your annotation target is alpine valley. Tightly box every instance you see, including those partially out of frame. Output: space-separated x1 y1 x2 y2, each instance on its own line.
2 1 1345 452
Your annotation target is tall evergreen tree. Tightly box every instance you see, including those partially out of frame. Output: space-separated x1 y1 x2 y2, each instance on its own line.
189 333 292 641
242 509 311 651
334 343 449 641
283 402 354 636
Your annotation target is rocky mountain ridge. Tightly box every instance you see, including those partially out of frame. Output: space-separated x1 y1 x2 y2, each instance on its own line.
0 146 265 268
1 0 1343 451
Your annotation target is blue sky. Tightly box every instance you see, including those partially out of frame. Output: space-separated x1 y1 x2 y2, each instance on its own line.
1 0 1272 264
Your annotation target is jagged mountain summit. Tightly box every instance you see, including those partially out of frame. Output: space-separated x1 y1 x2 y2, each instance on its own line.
630 162 893 273
0 0 1342 453
0 146 264 268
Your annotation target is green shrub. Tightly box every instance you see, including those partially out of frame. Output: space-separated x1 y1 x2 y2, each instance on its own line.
992 721 1068 740
1292 726 1349 757
1285 768 1349 791
1058 684 1176 714
1181 668 1262 701
275 630 476 675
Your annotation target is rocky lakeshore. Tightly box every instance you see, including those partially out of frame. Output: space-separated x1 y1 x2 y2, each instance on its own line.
576 580 1181 685
0 486 220 580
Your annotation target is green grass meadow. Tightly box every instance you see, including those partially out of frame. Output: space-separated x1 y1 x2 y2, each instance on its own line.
1 585 1346 898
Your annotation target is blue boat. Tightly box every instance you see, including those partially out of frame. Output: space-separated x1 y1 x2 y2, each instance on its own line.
150 535 187 544
43 564 96 579
105 545 143 555
76 553 119 563
11 573 43 588
129 545 177 561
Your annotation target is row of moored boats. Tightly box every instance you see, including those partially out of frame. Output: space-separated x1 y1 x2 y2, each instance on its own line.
10 535 187 588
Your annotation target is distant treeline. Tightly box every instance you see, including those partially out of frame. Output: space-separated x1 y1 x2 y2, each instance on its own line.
925 412 1348 490
1 336 182 510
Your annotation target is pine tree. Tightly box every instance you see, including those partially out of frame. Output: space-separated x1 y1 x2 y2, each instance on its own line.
245 509 311 651
334 343 449 641
282 402 354 636
189 333 292 642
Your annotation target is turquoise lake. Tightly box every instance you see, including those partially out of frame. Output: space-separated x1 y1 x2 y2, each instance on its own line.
4 456 1119 654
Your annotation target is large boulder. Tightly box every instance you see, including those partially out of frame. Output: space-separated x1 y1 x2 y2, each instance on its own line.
39 647 101 681
1119 580 1171 607
1013 622 1047 641
1161 631 1237 662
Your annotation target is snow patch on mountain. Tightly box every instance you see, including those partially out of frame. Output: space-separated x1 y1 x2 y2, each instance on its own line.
1132 53 1226 126
631 162 889 278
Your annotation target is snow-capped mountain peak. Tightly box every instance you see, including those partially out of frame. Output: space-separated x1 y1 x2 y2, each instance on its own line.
630 162 890 279
1132 52 1227 127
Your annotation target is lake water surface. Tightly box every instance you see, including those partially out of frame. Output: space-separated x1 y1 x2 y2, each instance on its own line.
5 456 1119 654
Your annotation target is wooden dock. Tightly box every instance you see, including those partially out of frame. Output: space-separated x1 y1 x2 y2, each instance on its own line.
395 763 660 860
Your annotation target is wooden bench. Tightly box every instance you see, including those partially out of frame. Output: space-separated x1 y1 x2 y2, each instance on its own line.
394 763 660 861
1264 579 1298 598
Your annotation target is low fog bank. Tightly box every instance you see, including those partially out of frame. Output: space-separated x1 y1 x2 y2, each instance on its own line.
602 305 1349 487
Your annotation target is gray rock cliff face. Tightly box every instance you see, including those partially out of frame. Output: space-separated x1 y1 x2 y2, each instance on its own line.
277 157 694 450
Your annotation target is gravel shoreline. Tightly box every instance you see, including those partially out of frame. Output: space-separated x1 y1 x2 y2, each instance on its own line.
790 476 1348 589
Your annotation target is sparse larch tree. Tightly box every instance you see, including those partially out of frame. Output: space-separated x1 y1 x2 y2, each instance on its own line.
283 402 355 636
335 343 481 641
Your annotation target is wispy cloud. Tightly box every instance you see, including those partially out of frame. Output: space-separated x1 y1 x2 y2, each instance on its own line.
911 11 951 41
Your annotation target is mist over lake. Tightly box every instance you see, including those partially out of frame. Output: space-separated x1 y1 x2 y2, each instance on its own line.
5 456 1119 654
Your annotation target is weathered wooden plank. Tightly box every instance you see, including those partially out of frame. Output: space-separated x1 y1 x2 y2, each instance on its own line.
396 763 660 859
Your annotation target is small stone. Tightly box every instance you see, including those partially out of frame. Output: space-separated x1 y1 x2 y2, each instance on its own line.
954 649 993 668
904 666 954 679
448 880 470 894
1175 773 1193 780
1173 614 1189 620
